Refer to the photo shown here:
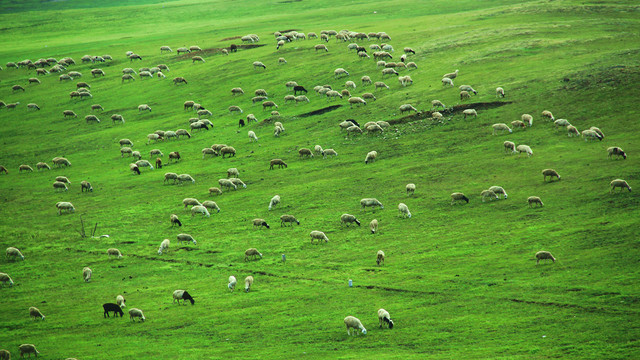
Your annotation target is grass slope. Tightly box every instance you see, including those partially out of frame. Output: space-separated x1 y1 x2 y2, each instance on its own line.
0 0 639 359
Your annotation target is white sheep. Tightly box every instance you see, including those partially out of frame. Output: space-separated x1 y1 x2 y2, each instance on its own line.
521 114 533 127
344 316 367 335
378 309 394 329
369 219 378 234
504 141 516 154
496 87 505 98
581 129 602 141
29 306 45 320
480 190 499 202
451 192 470 205
53 181 68 192
406 183 416 196
365 150 377 164
542 110 555 121
516 144 533 157
248 130 259 142
535 251 555 264
398 75 413 87
117 295 127 308
361 198 384 211
463 109 477 119
82 267 92 282
442 77 454 87
542 169 561 182
6 247 25 261
129 308 145 322
269 195 281 210
191 205 210 217
488 186 508 199
19 345 39 358
492 123 513 135
56 201 76 215
399 104 417 114
0 272 14 287
310 230 329 244
245 276 254 292
107 248 123 259
528 196 544 208
177 174 195 184
610 179 631 193
334 68 349 78
227 275 238 292
177 233 197 245
398 203 412 218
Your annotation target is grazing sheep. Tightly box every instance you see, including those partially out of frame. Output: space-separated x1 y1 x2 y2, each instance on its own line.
398 203 411 218
280 214 300 226
554 119 571 128
19 345 39 358
516 144 533 157
367 219 378 235
116 295 126 308
244 276 254 292
460 91 471 101
348 97 367 108
441 78 454 87
262 101 278 111
129 308 145 322
567 125 580 137
542 169 561 182
29 306 45 320
399 104 418 114
314 44 328 52
253 61 266 70
0 272 14 287
53 181 68 192
191 205 210 217
590 126 604 139
535 251 555 264
310 230 329 244
374 81 390 90
334 68 349 78
504 141 516 154
228 276 237 292
364 151 377 164
451 192 469 205
344 316 367 336
173 290 195 305
18 164 33 173
169 214 182 227
130 163 140 175
252 218 270 229
208 187 222 196
0 349 9 360
341 214 361 227
26 103 41 111
122 74 135 83
82 267 92 282
362 93 376 101
56 201 75 215
268 195 281 211
607 147 627 160
177 233 197 245
175 129 191 139
463 109 477 119
245 248 263 261
132 151 141 160
119 139 133 147
216 146 235 159
298 148 314 158
218 179 237 191
375 250 386 266
582 129 603 141
542 110 555 121
107 248 123 259
511 120 526 130
6 247 25 261
160 46 172 53
528 196 544 207
138 104 152 112
398 75 413 86
85 114 100 124
135 160 154 171
103 303 124 318
278 57 287 65
610 179 631 193
443 69 459 79
382 68 399 77
521 114 533 127
361 198 384 211
173 77 187 85
481 190 499 202
129 53 142 61
52 157 72 167
270 159 288 169
202 200 221 213
492 124 513 135
81 181 93 192
63 110 78 118
488 186 508 199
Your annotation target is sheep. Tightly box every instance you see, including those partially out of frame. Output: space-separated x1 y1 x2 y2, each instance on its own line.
215 146 235 159
542 110 555 121
129 308 145 322
122 74 136 83
462 109 478 119
26 103 41 111
0 271 14 287
81 180 93 192
135 160 155 171
610 179 631 193
176 129 191 139
262 101 278 111
245 248 263 261
398 203 412 218
362 93 377 101
517 114 532 128
0 166 7 175
488 186 508 199
503 141 516 154
270 159 288 169
173 77 188 85
82 267 92 282
398 75 413 87
173 290 195 305
0 350 9 360
266 194 282 211
511 120 526 130
364 151 377 164
554 119 571 128
56 201 75 215
29 306 45 320
19 345 39 358
399 104 418 114
252 61 267 70
63 110 78 118
103 303 124 318
344 316 367 336
373 82 389 91
138 104 152 112
590 126 604 139
442 77 454 87
480 190 499 202
110 114 125 124
169 214 182 228
85 114 100 124
52 157 72 167
119 139 133 147
182 198 201 210
130 163 140 175
225 275 238 292
202 200 221 213
297 148 314 158
192 56 205 64
244 276 254 293
340 214 361 227
53 181 68 192
334 68 349 79
132 151 141 160
460 91 472 101
177 233 197 245
528 196 544 208
191 205 210 217
361 198 384 211
155 238 170 256
567 125 580 137
516 144 533 157
284 94 296 104
451 192 469 205
107 248 123 259
6 247 25 261
381 68 399 77
160 45 172 53
139 71 153 79
581 129 603 141
535 251 555 264
280 214 300 226
348 97 367 108
542 169 561 182
17 164 33 173
443 69 459 79
309 230 329 244
607 147 627 160
491 123 514 135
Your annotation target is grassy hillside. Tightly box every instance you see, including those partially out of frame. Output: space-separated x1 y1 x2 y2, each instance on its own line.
1 0 639 358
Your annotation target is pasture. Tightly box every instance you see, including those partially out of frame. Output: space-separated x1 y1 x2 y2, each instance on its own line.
0 0 639 358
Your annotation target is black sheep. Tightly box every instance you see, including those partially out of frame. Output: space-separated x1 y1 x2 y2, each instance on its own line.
103 303 124 318
293 85 308 95
239 119 245 127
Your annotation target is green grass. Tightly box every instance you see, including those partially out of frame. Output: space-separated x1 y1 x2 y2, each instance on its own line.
1 0 639 358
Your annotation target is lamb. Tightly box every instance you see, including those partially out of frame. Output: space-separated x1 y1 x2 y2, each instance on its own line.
173 77 188 85
542 110 555 121
443 69 459 79
173 290 195 305
582 129 603 141
280 214 300 226
245 248 263 261
399 104 418 114
364 151 377 164
341 214 361 227
19 165 33 172
202 201 221 213
0 272 14 287
129 308 145 322
177 233 197 245
516 144 533 157
29 306 44 320
334 68 349 78
228 276 237 292
252 219 270 229
56 201 75 215
218 179 237 191
182 198 201 208
117 295 126 308
496 87 505 98
463 109 477 119
451 192 469 205
398 203 412 218
81 180 93 192
504 141 516 154
481 190 499 202
528 196 544 207
535 251 555 264
19 345 40 358
610 179 631 193
299 148 314 158
269 195 281 210
521 114 533 127
488 186 508 199
82 267 92 282
607 147 626 160
270 159 288 169
361 198 384 211
6 247 25 261
245 276 254 292
107 248 123 259
138 104 152 112
460 91 471 100
492 124 515 135
191 205 210 217
103 303 124 318
344 316 367 336
170 214 182 227
442 77 454 87
542 169 561 182
310 230 329 244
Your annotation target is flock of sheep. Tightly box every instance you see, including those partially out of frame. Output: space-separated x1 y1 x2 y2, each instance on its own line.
0 23 634 357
